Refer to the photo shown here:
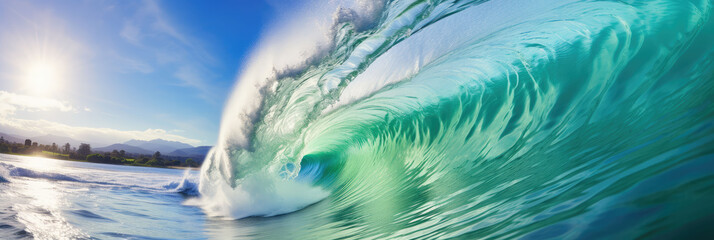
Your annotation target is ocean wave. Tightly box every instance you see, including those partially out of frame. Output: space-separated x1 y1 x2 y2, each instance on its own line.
197 0 714 238
162 169 200 196
0 162 186 195
0 163 79 182
68 210 115 222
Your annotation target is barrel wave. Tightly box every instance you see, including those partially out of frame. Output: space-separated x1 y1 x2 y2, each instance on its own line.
196 0 714 238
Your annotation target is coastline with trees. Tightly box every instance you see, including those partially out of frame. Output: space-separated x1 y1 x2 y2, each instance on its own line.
0 136 200 168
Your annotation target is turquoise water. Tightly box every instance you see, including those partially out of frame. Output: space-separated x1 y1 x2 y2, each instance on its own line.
197 0 714 238
2 0 714 239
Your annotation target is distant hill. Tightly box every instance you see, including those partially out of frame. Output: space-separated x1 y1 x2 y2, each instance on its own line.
167 146 212 158
94 144 154 155
31 134 87 146
0 132 25 144
123 139 194 154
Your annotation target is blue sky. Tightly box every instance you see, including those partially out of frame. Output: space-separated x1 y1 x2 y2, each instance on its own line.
0 0 292 146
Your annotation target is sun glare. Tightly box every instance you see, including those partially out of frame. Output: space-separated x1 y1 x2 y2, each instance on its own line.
24 61 62 95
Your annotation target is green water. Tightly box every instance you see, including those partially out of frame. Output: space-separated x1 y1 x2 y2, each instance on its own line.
197 0 714 238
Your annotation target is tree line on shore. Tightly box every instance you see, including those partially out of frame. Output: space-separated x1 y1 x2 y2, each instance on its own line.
0 136 199 168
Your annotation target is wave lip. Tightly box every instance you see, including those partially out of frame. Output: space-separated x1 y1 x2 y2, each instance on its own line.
199 0 714 230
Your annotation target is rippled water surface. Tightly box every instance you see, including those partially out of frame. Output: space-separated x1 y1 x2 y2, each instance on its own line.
3 0 714 239
2 145 714 239
0 154 207 239
196 0 714 239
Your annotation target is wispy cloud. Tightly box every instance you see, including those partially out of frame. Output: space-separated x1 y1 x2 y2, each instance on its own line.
142 0 190 46
120 0 218 102
174 65 217 101
0 91 76 116
0 1 214 147
119 23 141 45
0 91 200 146
0 117 201 146
112 52 154 74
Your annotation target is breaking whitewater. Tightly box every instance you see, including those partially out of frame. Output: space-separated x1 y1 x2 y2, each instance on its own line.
194 0 714 238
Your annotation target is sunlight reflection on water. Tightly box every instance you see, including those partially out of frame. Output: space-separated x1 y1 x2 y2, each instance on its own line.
20 156 64 171
13 177 88 239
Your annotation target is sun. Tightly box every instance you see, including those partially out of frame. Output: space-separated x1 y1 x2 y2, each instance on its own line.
24 60 62 96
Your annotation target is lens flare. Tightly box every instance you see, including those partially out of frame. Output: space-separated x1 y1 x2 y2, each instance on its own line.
24 61 61 96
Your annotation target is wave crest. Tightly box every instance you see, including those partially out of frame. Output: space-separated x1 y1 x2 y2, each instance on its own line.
197 0 714 226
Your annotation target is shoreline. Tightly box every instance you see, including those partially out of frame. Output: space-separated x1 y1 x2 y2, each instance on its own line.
167 166 199 171
0 152 199 170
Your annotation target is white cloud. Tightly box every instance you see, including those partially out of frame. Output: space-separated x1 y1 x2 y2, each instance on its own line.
0 117 201 146
0 91 76 116
0 91 202 146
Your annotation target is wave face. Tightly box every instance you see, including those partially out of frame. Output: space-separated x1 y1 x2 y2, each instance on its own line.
198 0 714 238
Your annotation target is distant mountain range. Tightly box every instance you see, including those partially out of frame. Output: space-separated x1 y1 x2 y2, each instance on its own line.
1 131 210 159
0 132 24 144
167 146 212 158
123 139 194 154
95 144 211 158
95 139 210 158
31 134 89 146
94 144 155 155
0 133 88 146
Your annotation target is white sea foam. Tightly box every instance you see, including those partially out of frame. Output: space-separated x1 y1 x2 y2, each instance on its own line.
199 0 387 219
0 162 79 182
190 171 328 219
163 169 200 195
